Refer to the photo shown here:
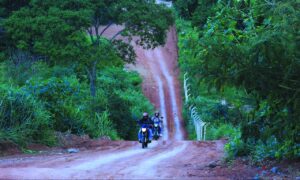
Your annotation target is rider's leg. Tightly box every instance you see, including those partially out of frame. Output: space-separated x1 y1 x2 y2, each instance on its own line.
158 126 161 134
158 126 162 136
148 129 153 141
138 130 142 142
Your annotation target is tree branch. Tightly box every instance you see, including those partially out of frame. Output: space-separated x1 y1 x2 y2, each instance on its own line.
100 22 113 36
87 28 94 44
85 66 92 80
110 29 125 41
94 24 100 44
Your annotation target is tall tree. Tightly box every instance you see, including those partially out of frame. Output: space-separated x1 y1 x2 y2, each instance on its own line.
0 0 30 58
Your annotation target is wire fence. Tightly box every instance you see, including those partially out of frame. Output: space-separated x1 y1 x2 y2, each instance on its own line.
183 72 208 141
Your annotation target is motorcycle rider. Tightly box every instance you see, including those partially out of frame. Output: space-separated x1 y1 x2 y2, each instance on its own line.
151 111 163 137
138 112 154 143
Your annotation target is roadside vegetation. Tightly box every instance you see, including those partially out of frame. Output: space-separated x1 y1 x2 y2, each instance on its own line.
174 0 299 163
0 0 173 148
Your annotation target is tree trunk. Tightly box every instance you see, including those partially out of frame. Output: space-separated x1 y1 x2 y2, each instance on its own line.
86 61 97 97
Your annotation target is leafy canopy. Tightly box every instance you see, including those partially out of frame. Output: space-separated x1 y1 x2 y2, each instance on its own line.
4 0 174 64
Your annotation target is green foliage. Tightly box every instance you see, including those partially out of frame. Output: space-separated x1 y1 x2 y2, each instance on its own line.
206 124 240 140
4 0 174 64
0 58 154 146
0 0 30 18
23 75 86 133
98 67 154 140
0 0 167 149
173 0 199 19
225 134 248 160
0 0 30 53
86 112 119 140
20 65 151 140
0 84 55 146
191 0 218 27
4 0 91 62
2 0 174 100
176 0 299 161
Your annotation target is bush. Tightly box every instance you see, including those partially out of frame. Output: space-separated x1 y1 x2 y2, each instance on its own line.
1 60 153 143
98 67 154 140
224 134 248 160
0 84 55 146
19 66 153 140
86 111 119 140
251 136 300 164
206 124 240 140
22 76 87 133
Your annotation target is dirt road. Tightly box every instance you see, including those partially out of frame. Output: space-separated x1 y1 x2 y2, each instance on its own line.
0 28 257 179
0 140 230 179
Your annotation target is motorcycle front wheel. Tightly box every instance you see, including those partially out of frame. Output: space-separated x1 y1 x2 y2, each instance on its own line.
142 136 147 148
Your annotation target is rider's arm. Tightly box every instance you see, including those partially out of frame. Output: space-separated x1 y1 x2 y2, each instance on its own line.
137 119 142 126
150 118 154 124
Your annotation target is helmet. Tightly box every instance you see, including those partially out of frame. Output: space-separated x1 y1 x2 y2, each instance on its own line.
143 112 148 117
154 111 160 117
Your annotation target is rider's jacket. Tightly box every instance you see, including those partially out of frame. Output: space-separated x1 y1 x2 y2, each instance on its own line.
151 116 162 124
138 117 154 126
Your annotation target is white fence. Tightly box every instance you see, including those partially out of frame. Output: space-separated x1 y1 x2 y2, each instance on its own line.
183 73 208 141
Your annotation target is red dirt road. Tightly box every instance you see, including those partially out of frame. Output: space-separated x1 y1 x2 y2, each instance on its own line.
0 140 231 179
0 28 257 179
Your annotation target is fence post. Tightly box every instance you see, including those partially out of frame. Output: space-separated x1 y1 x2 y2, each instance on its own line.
203 123 208 141
183 72 190 103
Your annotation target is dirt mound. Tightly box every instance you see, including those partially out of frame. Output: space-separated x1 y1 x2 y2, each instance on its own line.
0 132 118 157
0 141 21 156
55 131 91 148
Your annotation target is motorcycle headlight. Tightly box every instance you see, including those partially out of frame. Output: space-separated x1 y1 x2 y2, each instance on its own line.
154 124 158 127
141 128 147 132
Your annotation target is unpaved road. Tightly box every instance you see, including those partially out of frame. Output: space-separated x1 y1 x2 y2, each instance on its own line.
0 28 256 179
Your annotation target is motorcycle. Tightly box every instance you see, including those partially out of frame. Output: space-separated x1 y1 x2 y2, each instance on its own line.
139 124 151 148
153 122 160 140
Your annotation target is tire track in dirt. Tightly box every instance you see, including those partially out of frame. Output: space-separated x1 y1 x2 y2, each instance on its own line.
155 48 183 140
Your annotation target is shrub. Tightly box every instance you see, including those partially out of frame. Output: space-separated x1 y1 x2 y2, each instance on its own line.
20 66 153 141
86 111 119 140
224 134 248 160
1 61 153 142
251 136 300 164
206 124 240 140
98 67 154 140
0 84 55 146
22 76 85 132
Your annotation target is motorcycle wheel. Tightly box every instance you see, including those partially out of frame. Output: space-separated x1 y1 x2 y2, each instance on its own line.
142 137 147 149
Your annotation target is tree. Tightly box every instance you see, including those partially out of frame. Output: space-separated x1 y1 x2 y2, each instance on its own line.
173 0 199 19
85 0 174 97
182 0 300 143
0 0 31 58
4 0 174 97
191 0 217 27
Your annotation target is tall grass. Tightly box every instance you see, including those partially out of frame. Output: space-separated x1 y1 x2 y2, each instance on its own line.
86 111 119 140
0 85 55 146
